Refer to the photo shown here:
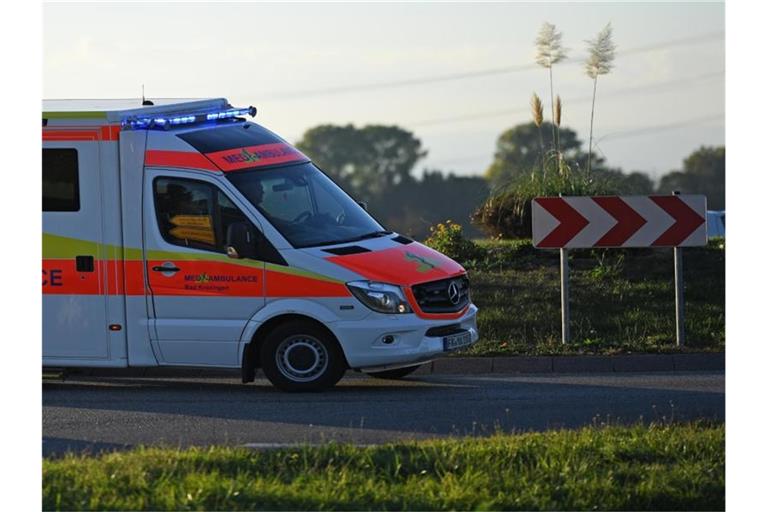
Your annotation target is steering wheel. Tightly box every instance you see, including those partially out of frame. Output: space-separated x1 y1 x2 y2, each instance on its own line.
293 210 312 223
335 211 346 225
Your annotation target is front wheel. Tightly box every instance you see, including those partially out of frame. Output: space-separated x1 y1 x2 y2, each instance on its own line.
260 321 346 392
367 364 422 380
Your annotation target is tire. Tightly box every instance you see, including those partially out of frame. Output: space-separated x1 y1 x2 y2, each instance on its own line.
260 320 346 392
367 364 422 380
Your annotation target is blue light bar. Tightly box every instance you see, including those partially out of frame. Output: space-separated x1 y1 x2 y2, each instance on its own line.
206 108 254 121
122 105 257 130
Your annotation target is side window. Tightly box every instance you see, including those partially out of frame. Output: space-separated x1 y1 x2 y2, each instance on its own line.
154 178 218 252
217 192 253 249
43 149 80 212
154 177 258 256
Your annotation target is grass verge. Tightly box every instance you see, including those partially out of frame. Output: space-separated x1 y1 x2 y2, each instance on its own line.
43 422 724 511
463 239 724 356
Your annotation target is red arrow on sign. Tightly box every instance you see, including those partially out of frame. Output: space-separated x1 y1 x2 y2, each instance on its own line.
650 196 706 247
592 196 647 247
535 197 589 248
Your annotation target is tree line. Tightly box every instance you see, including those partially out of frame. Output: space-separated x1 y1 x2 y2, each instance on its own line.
295 122 725 240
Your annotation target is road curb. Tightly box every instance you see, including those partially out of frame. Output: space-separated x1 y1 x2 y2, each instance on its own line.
66 353 724 379
429 353 724 375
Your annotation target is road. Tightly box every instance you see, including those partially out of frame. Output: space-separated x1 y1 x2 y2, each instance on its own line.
43 371 724 457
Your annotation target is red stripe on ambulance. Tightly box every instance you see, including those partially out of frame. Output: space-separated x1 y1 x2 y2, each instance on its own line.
42 126 120 141
265 270 350 298
205 143 309 172
144 150 220 171
43 258 349 298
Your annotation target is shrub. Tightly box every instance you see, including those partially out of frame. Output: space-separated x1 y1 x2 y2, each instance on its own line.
473 161 619 238
425 221 486 265
586 252 625 281
708 236 725 251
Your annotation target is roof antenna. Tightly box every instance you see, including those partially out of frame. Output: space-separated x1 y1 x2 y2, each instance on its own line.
141 84 154 106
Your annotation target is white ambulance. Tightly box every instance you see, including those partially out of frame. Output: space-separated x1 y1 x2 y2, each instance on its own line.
42 98 479 391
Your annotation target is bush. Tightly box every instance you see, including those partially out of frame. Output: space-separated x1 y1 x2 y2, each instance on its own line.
473 161 621 239
424 221 486 265
708 236 725 251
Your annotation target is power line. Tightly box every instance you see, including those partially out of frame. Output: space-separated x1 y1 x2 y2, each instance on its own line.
595 114 723 143
427 113 724 170
263 63 540 100
406 70 724 127
261 31 723 100
591 114 723 171
618 31 725 56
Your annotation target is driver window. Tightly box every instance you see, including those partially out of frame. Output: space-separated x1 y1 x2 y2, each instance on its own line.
154 177 257 256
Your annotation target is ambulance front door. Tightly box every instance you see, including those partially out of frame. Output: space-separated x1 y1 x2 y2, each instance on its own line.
143 169 266 366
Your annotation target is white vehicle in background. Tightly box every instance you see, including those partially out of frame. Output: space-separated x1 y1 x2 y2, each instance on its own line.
707 210 725 238
42 98 479 391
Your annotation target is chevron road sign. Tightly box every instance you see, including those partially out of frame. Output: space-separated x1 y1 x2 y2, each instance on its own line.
532 193 708 348
532 195 707 249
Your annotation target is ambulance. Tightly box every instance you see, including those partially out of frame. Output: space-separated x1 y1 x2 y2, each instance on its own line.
42 98 479 391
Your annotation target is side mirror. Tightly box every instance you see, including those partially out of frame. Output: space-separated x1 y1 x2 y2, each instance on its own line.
226 222 257 259
356 201 368 211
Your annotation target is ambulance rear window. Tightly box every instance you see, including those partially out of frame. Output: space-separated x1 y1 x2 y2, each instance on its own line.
43 149 80 212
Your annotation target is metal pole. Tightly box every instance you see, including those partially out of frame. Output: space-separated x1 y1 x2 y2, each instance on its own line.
674 245 685 346
560 247 570 344
673 190 685 347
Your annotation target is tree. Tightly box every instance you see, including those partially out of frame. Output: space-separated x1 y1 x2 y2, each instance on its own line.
658 146 725 209
295 123 490 240
369 171 489 240
295 124 427 200
484 122 605 188
596 169 655 195
619 171 655 195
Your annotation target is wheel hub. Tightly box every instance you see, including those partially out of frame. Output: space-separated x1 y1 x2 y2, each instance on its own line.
275 335 328 382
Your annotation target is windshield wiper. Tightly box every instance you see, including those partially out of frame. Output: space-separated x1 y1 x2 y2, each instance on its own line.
303 231 393 248
353 230 392 241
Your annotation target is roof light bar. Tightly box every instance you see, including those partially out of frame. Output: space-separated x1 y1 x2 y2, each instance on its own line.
122 106 257 130
206 108 254 121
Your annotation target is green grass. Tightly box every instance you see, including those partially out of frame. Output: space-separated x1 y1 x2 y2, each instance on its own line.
462 239 725 356
43 422 724 511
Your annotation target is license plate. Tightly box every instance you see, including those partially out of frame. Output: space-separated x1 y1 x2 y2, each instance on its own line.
443 330 472 352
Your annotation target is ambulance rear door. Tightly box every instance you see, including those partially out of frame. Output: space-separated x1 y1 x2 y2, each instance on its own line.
43 133 118 362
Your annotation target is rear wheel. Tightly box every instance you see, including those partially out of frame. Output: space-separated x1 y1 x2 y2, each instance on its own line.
260 320 346 392
367 364 422 380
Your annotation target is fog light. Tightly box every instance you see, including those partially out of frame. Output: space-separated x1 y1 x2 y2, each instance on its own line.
382 335 395 345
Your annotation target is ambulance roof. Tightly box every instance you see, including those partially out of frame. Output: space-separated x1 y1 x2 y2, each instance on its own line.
42 98 229 122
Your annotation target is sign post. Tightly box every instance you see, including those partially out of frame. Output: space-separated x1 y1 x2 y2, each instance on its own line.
672 191 685 347
560 247 570 344
532 194 707 345
674 244 685 346
558 192 570 345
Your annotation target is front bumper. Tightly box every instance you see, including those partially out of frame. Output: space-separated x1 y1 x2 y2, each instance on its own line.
331 304 479 370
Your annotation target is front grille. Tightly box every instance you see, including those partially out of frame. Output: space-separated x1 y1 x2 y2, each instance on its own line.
412 275 470 314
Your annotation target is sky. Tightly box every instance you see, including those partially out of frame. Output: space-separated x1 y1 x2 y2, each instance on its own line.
43 1 725 181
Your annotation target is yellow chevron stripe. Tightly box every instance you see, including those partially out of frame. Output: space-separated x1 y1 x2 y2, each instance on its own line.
42 233 344 284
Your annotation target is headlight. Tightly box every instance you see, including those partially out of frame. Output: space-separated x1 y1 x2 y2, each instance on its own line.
346 281 413 314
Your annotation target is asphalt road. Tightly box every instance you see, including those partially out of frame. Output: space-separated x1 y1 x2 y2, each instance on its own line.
43 371 724 457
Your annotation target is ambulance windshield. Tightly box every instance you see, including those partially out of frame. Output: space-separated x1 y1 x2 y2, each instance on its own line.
227 162 387 248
